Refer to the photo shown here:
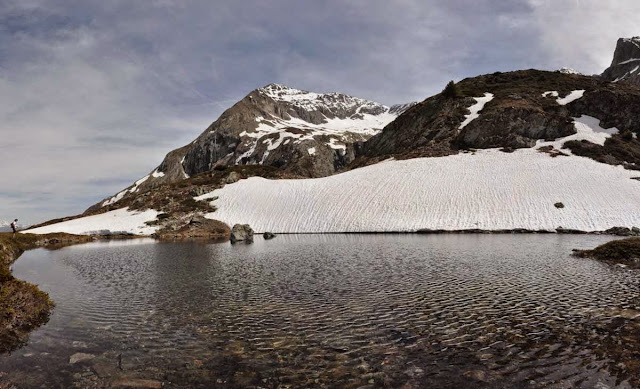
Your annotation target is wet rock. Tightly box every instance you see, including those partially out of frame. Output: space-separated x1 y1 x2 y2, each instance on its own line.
231 224 254 243
72 341 88 348
605 226 633 236
463 369 488 382
112 377 163 388
69 353 95 364
263 232 276 240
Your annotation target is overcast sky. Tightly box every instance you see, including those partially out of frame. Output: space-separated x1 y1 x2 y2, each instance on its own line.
1 0 638 225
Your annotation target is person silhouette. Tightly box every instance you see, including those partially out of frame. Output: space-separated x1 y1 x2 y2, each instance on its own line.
10 219 18 237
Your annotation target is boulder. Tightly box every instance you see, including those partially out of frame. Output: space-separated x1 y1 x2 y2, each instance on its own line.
225 171 241 184
633 227 640 235
605 226 633 236
263 232 276 240
231 224 254 243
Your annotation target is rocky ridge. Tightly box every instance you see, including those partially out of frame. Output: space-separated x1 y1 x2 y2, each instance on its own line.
601 37 640 84
354 69 640 169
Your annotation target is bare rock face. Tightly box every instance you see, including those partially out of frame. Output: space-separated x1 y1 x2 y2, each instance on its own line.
356 69 640 171
602 37 640 85
92 84 413 210
230 224 254 243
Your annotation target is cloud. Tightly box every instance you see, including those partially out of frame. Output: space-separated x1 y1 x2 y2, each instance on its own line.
528 0 640 74
0 0 635 224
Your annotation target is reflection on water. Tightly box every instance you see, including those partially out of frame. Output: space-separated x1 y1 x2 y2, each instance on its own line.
0 234 638 388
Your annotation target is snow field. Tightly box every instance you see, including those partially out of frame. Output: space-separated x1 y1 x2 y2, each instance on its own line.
202 148 640 233
24 208 160 236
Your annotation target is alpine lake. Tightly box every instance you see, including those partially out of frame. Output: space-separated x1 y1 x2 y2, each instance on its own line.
1 234 639 388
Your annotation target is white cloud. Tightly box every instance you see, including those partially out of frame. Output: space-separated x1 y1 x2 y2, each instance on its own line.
528 0 640 73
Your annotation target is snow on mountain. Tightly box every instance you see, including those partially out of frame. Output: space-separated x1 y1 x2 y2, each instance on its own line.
198 148 640 233
458 93 494 129
24 208 159 236
557 67 582 75
602 37 640 84
91 84 414 210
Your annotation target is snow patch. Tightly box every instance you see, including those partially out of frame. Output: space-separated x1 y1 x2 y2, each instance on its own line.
543 90 585 105
202 149 640 233
618 58 640 65
536 115 619 151
152 170 165 178
24 208 160 236
556 90 585 105
327 138 346 151
459 93 494 129
307 147 316 156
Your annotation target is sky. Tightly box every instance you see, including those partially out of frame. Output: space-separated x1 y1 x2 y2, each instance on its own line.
0 0 638 225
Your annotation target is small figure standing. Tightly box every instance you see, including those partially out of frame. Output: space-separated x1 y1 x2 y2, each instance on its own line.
10 219 18 236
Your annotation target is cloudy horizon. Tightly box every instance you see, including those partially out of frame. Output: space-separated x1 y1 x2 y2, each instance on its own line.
1 0 638 225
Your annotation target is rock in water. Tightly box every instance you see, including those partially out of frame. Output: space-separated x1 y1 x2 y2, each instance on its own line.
263 232 276 240
231 224 254 243
69 353 95 364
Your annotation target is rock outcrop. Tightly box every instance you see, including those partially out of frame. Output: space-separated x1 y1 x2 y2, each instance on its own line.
230 224 254 243
602 37 640 85
354 69 640 170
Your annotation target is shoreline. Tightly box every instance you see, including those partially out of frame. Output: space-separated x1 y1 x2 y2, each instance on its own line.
0 232 144 354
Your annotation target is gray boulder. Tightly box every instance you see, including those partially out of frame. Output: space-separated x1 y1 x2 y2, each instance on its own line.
263 232 276 240
231 224 254 243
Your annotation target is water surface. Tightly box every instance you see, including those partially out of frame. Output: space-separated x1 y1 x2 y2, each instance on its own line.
1 234 638 388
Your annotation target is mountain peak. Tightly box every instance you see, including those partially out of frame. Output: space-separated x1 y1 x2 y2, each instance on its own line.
601 37 640 84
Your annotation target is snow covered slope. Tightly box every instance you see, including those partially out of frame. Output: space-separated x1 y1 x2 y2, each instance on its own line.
199 149 640 233
24 208 159 236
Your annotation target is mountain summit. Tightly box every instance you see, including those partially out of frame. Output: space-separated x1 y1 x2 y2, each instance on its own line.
602 37 640 84
95 84 414 209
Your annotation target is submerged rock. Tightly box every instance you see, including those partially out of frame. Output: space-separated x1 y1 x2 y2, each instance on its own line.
69 352 95 364
231 224 254 243
263 232 276 240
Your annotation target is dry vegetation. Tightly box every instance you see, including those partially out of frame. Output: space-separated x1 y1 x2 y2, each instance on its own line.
573 237 640 268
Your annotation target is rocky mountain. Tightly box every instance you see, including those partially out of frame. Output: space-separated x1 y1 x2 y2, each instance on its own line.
90 84 414 212
356 69 640 169
602 37 640 84
25 37 640 236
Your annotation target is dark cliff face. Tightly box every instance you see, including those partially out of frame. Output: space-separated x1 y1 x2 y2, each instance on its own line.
354 69 640 169
602 37 640 85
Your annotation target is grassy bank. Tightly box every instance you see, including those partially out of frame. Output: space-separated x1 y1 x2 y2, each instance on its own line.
574 237 640 268
0 232 94 353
